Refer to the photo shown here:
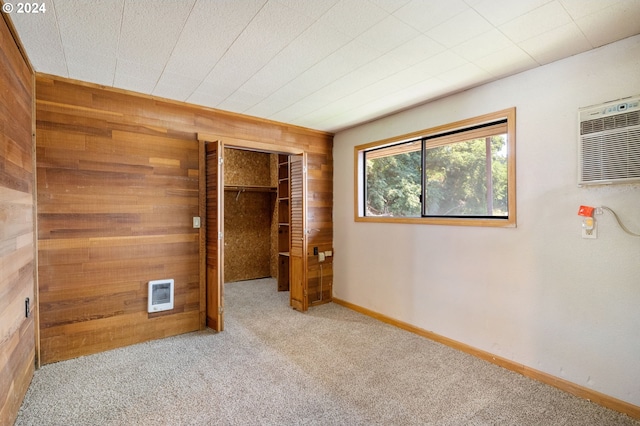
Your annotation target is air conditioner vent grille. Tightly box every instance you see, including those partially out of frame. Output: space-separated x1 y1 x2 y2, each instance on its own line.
580 129 640 182
581 111 640 135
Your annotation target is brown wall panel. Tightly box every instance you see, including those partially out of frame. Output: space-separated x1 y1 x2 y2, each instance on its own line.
0 14 35 426
223 149 277 283
35 75 333 363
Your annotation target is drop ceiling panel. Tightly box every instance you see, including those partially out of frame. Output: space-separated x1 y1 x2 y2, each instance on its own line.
238 22 351 99
162 0 266 81
153 72 202 101
274 0 340 20
316 0 388 38
519 22 592 65
114 59 163 93
393 0 468 32
9 7 67 75
386 35 446 67
367 0 412 14
55 0 124 56
498 1 573 44
452 29 516 62
65 48 117 86
8 0 640 132
118 0 194 65
559 0 624 19
355 15 420 53
201 1 315 100
471 0 553 26
575 1 640 47
474 45 539 77
426 9 494 49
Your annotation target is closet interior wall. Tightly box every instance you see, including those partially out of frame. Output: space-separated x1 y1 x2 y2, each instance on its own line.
223 148 279 283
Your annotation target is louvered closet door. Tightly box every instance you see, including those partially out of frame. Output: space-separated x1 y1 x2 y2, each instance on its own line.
289 154 308 311
205 141 224 331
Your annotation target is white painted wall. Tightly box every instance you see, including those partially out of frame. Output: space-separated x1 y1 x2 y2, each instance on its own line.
333 35 640 406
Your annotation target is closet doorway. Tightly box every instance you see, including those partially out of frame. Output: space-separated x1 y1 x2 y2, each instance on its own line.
199 135 308 332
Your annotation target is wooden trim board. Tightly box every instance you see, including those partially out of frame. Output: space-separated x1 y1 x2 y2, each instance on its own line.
332 297 640 420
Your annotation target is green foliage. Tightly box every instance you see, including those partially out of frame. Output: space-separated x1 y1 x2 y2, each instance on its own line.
366 150 421 217
365 136 508 217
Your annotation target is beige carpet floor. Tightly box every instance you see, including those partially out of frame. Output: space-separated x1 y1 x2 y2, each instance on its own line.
15 278 640 425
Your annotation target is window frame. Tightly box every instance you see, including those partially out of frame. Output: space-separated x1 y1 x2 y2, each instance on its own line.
354 108 516 227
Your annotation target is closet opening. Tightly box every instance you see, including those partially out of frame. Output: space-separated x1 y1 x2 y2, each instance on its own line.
200 134 308 333
222 149 292 323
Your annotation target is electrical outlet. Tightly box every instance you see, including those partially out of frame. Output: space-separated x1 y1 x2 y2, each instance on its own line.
582 222 597 239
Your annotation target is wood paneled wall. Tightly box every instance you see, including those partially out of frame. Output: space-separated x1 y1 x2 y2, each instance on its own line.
306 151 334 305
0 14 35 426
35 75 333 363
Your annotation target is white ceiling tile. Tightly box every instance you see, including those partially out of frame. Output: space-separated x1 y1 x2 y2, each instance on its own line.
65 48 117 86
426 9 494 48
575 1 640 47
411 51 468 76
217 90 266 113
386 35 446 67
9 6 67 75
453 29 516 62
238 22 350 98
355 15 420 53
118 0 194 65
114 59 163 94
559 0 624 19
436 62 493 88
153 72 202 101
473 45 538 77
55 0 124 56
519 22 592 65
276 40 383 101
186 81 228 109
202 1 314 96
394 0 469 32
303 77 448 130
316 0 388 38
10 0 638 132
246 95 294 118
499 1 573 43
269 98 329 123
368 0 412 14
472 0 553 26
298 54 407 110
274 0 340 19
163 0 266 80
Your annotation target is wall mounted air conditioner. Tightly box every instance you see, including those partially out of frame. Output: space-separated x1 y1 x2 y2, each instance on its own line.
578 95 640 186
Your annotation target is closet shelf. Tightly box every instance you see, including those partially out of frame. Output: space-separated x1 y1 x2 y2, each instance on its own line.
224 185 277 193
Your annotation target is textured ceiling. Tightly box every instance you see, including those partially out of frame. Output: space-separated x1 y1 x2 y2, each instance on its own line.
7 0 640 132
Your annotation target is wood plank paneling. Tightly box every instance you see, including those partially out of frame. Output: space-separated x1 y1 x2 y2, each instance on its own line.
35 74 333 363
37 88 200 364
0 13 35 426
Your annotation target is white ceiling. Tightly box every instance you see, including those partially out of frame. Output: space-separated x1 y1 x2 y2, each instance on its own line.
8 0 640 132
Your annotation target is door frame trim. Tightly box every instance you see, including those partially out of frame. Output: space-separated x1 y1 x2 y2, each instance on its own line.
197 133 304 329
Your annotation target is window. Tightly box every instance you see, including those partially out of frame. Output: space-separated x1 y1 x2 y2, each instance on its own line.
355 108 516 227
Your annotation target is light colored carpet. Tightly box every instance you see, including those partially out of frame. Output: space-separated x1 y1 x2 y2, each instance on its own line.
16 278 639 425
